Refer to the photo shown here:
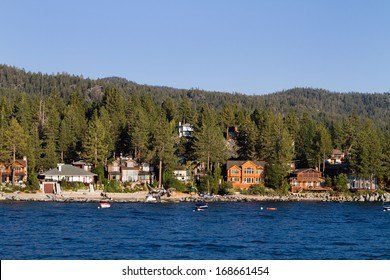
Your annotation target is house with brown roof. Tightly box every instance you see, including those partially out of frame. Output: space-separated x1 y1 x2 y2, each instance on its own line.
106 157 154 184
72 160 94 172
226 160 266 189
0 157 27 184
289 168 331 193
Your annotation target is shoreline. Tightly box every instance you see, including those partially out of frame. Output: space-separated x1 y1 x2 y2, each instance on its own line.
1 190 389 203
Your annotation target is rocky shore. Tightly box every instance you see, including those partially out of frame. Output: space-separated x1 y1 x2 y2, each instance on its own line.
1 190 389 203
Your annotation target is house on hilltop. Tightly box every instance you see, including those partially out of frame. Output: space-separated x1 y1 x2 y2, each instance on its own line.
326 149 345 164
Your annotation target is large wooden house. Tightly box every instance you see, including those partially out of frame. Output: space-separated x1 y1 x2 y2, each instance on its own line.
289 168 330 193
0 157 28 184
226 160 266 189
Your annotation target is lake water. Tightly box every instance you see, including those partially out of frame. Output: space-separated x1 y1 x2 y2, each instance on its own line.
0 201 389 260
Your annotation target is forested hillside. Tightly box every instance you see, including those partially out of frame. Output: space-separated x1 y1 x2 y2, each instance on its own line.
0 64 389 190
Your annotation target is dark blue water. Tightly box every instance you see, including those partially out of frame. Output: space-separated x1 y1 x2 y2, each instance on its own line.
0 201 389 260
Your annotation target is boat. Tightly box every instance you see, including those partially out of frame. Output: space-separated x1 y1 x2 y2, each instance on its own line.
146 194 157 202
383 202 390 211
194 201 208 211
98 201 111 209
266 207 277 211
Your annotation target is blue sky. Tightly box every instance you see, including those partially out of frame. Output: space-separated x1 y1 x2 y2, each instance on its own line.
1 0 389 95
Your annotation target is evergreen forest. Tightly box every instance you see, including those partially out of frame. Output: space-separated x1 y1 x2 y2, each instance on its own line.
1 64 389 191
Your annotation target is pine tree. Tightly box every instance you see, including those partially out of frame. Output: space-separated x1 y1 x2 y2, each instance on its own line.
83 113 109 165
178 97 195 124
161 97 178 123
350 119 382 189
151 112 176 188
193 108 227 172
220 104 236 140
4 118 27 185
295 113 316 168
313 123 332 173
236 116 257 160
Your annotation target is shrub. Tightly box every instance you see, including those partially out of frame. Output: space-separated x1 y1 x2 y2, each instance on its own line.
104 180 121 193
218 181 234 195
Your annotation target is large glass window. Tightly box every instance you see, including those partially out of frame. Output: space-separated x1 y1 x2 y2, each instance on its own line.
244 177 254 183
244 168 254 174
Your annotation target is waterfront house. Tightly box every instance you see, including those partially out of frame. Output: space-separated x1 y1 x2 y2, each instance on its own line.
138 163 153 184
289 168 330 193
40 164 96 193
106 157 154 184
40 164 95 184
121 158 139 182
106 159 121 181
226 160 266 189
0 156 28 184
173 166 191 182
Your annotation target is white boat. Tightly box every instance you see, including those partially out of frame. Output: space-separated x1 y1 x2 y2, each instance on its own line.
194 201 208 211
146 195 157 202
98 202 111 209
383 202 390 211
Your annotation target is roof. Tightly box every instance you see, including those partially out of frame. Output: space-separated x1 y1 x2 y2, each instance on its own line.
332 149 344 155
72 160 93 165
15 159 27 167
226 160 266 170
290 168 321 175
41 164 95 177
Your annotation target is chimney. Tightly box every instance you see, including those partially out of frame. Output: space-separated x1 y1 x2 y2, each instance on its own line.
57 163 64 172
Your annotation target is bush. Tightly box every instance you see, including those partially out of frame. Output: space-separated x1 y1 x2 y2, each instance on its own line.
27 172 40 191
249 184 267 195
104 180 121 193
218 181 234 195
334 174 349 193
123 184 146 193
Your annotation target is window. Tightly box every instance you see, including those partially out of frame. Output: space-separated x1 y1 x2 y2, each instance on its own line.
244 168 254 174
256 169 263 174
231 170 239 174
112 167 119 172
244 177 254 183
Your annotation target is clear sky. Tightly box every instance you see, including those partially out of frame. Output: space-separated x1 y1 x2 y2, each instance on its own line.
1 0 389 95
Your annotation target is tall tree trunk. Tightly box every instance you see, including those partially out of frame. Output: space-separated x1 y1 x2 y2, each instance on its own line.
226 126 229 141
12 145 16 186
158 159 163 188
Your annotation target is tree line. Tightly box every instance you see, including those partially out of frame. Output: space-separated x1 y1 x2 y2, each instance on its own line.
0 64 389 191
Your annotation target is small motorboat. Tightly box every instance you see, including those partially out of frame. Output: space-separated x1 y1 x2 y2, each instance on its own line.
266 207 277 211
146 195 157 202
194 201 208 211
98 202 111 209
383 202 390 211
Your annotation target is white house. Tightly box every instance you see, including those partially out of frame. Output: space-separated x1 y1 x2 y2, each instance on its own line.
178 122 194 138
173 167 190 182
40 164 95 184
